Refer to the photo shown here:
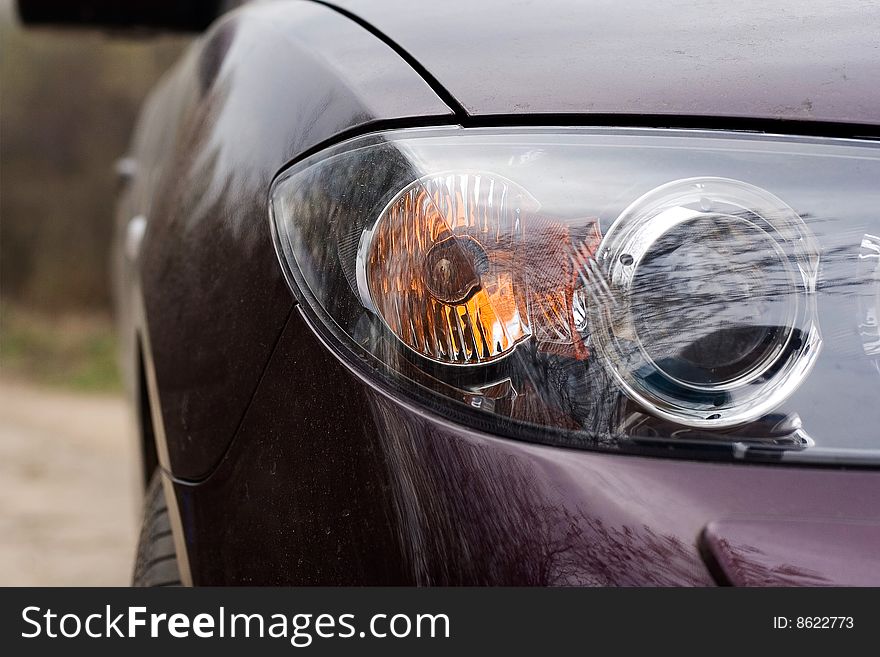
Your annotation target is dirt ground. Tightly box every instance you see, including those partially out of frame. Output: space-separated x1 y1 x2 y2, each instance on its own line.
0 378 140 586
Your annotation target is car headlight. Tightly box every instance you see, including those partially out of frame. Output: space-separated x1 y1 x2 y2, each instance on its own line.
590 176 821 428
270 127 880 464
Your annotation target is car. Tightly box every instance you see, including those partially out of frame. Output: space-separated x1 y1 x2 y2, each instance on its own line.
20 0 880 586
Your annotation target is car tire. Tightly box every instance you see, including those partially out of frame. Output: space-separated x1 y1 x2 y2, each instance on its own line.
132 471 183 587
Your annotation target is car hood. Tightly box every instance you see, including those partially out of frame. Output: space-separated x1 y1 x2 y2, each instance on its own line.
327 0 880 127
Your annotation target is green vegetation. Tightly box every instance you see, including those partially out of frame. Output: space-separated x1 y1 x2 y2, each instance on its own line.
0 1 188 392
0 304 121 392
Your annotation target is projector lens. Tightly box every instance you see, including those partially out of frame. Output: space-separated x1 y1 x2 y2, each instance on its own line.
630 214 797 389
591 177 821 428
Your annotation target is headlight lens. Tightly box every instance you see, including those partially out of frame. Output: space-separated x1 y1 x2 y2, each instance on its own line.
590 176 822 428
271 127 880 465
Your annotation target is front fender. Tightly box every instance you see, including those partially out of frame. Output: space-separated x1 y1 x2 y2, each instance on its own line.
124 0 453 481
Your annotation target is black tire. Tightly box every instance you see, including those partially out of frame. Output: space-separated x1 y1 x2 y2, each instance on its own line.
132 471 183 586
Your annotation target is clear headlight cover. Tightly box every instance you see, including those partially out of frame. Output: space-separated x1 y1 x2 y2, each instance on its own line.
271 127 880 465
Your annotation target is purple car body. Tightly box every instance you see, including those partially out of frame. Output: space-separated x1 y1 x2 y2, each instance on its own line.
88 0 880 584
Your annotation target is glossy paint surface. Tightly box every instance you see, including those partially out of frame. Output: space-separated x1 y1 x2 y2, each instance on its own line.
702 518 880 586
124 0 452 480
116 0 880 584
175 313 407 584
330 0 880 126
176 311 879 585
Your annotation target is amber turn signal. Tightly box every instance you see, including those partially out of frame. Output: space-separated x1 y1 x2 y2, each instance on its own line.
358 172 599 365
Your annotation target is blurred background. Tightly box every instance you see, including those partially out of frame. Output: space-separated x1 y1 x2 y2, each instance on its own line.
0 0 189 584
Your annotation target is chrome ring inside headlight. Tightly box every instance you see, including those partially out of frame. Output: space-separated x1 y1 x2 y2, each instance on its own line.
590 177 822 428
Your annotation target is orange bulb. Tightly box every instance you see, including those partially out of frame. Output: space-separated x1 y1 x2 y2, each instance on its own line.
361 172 600 365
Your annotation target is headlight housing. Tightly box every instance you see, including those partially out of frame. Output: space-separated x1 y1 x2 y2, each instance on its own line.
271 127 880 465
